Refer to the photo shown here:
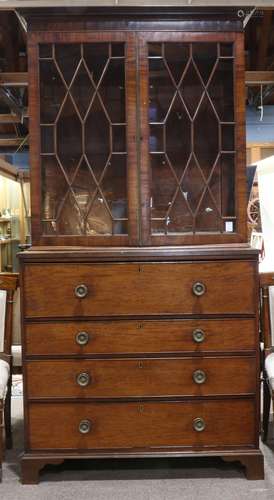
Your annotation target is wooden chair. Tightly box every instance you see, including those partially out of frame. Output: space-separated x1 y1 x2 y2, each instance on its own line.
260 272 274 442
0 272 19 481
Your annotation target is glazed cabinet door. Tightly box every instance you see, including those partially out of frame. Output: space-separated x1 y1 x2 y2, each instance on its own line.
28 32 138 246
139 32 246 245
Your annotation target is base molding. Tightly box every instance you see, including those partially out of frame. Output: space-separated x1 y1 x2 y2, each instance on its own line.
21 449 264 484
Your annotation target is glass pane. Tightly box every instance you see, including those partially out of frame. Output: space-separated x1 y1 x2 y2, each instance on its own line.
101 155 127 220
41 126 54 154
71 158 97 216
149 43 162 57
165 95 191 179
208 59 234 122
221 154 235 217
149 125 163 152
56 96 82 181
220 43 233 57
40 42 128 237
148 40 236 237
70 62 95 119
113 125 126 153
111 43 124 57
194 95 219 178
57 192 83 235
151 219 166 234
222 125 235 151
167 191 193 233
181 157 205 213
55 44 81 85
165 43 189 84
84 43 109 84
39 60 66 123
195 190 221 232
192 43 217 84
180 62 204 118
41 157 68 222
85 95 110 180
86 196 112 236
100 59 125 123
151 154 177 218
39 44 52 59
149 58 175 123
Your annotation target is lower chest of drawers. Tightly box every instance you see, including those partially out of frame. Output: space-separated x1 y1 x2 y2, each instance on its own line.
21 256 259 455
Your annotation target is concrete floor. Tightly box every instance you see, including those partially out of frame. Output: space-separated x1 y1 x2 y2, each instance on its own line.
1 395 274 500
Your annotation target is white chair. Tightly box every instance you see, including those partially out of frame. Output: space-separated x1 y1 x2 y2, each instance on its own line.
260 273 274 442
0 273 19 481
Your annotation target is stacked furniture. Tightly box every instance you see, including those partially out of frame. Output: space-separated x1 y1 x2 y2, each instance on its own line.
19 7 263 483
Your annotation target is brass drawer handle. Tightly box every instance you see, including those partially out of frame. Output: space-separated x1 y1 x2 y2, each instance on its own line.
79 419 92 434
193 369 207 384
74 284 88 299
193 417 206 432
76 372 91 387
75 331 90 346
192 282 206 297
192 329 205 343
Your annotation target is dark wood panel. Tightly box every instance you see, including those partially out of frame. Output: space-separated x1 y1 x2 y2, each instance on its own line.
24 8 243 34
23 261 256 318
26 357 256 398
24 318 256 356
18 245 259 262
28 399 255 450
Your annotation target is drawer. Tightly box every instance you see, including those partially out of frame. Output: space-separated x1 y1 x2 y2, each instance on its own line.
23 261 256 318
28 399 256 450
24 318 256 355
26 357 256 398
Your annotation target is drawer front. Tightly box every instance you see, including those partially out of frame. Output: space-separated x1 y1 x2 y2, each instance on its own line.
28 400 255 450
24 319 256 355
23 261 256 318
26 357 256 398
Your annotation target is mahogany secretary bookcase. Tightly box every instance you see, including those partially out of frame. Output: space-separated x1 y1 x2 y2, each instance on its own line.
19 7 264 483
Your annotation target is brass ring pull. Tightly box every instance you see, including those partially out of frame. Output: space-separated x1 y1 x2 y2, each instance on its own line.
192 329 205 343
75 331 90 346
79 419 92 434
192 282 206 297
193 417 206 432
193 369 207 385
76 372 91 387
74 284 88 299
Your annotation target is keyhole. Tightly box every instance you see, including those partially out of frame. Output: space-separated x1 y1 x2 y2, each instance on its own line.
138 361 143 369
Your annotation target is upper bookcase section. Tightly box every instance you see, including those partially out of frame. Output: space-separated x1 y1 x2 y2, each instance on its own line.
25 7 247 247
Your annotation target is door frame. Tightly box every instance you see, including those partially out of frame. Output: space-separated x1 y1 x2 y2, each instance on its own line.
28 30 139 247
138 31 247 246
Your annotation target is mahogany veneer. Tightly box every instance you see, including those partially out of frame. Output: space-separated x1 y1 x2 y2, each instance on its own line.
19 6 263 483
